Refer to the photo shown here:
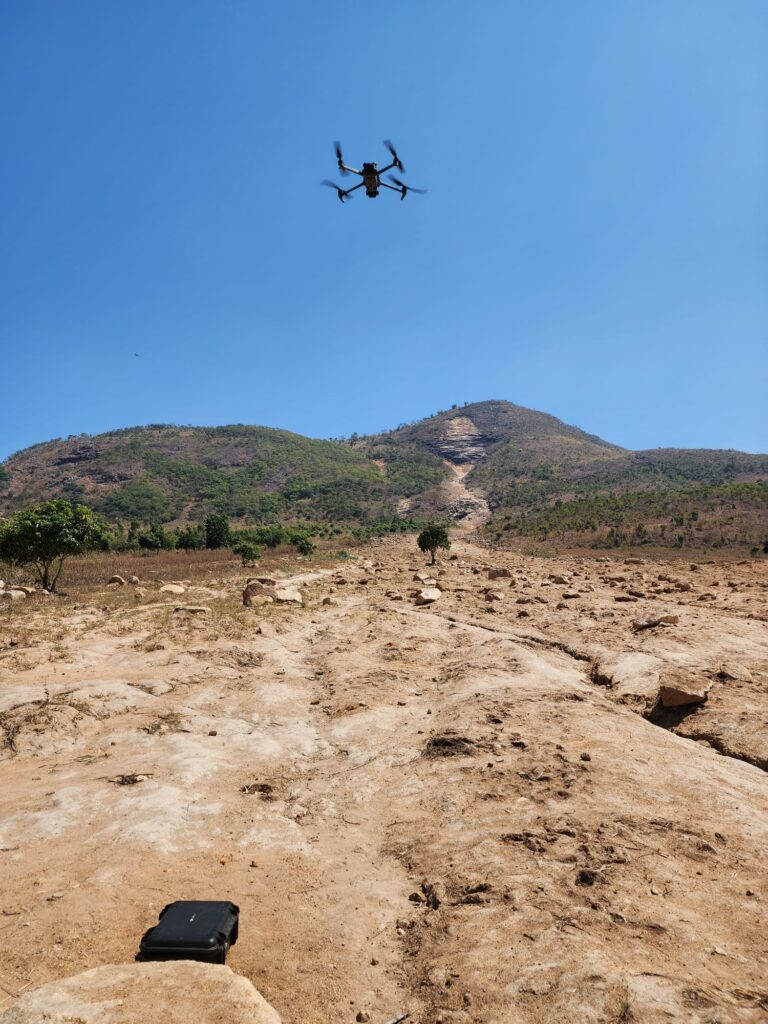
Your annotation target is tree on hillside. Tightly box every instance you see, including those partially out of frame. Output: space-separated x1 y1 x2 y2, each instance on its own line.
0 500 110 591
204 512 231 549
232 539 261 567
417 523 450 565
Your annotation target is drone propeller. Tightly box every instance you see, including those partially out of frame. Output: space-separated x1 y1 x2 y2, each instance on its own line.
383 139 404 172
388 175 427 199
321 179 351 203
333 140 348 175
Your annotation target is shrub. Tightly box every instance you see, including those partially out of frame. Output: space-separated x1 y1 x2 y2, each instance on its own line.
417 523 450 565
232 539 261 566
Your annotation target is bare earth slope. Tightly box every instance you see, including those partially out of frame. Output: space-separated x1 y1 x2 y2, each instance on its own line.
1 539 767 1022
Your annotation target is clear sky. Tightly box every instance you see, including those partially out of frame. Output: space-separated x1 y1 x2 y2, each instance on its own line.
1 0 766 460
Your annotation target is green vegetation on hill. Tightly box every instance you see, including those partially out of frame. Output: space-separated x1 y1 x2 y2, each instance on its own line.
2 403 765 552
1 424 443 527
489 480 768 550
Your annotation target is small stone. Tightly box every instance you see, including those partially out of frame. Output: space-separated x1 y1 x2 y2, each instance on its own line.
580 752 591 762
659 669 710 708
356 1013 370 1023
208 730 218 737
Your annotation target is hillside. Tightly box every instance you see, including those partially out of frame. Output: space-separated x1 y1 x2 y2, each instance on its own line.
1 401 766 548
0 424 447 526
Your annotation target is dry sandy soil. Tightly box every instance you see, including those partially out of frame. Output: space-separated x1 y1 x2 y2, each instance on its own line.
0 536 767 1023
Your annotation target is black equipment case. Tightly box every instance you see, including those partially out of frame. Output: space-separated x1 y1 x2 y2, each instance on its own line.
139 900 239 964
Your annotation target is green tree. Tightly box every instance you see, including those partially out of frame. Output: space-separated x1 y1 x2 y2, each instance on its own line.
232 539 261 566
138 524 176 551
417 523 450 565
0 499 110 591
176 524 205 551
204 512 231 549
294 535 315 556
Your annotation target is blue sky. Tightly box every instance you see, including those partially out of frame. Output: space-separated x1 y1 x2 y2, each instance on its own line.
1 0 766 460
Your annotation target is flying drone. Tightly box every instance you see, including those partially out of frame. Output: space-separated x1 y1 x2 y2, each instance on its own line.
322 140 427 203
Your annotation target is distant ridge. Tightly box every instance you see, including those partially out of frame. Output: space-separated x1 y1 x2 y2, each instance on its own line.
2 401 766 549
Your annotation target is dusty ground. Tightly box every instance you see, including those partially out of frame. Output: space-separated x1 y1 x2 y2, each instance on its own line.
0 537 767 1023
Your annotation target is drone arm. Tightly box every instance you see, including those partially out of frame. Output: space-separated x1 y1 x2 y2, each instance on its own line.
380 181 406 197
379 161 397 174
340 163 363 176
344 181 365 195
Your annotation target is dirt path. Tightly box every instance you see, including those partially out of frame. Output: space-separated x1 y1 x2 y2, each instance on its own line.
1 539 767 1022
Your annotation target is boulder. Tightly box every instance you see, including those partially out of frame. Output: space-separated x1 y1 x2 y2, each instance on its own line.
107 575 126 586
659 670 711 708
1 589 27 601
275 588 303 604
488 568 512 580
160 584 186 596
415 588 441 605
718 661 753 683
0 961 281 1024
14 586 37 596
173 605 211 615
548 574 570 585
243 581 277 607
127 575 140 585
322 596 338 606
251 576 277 586
485 590 504 602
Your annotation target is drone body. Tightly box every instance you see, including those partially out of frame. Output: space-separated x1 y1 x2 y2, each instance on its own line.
322 141 427 203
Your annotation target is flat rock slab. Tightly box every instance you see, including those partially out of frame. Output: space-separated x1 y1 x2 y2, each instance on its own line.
0 962 282 1024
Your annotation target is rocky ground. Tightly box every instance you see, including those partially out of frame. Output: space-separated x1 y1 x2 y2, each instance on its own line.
0 537 766 1023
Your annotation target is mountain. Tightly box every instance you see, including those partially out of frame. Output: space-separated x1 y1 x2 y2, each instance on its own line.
1 401 766 549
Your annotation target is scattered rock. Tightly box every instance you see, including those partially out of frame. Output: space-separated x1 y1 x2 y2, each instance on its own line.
243 582 277 606
172 605 211 615
488 568 511 579
0 962 282 1023
107 575 126 586
322 597 338 607
717 662 753 683
275 588 303 604
659 670 711 708
632 614 679 633
485 590 504 602
415 588 441 605
1 589 27 601
159 584 186 596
